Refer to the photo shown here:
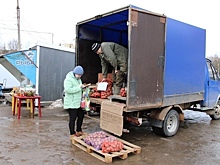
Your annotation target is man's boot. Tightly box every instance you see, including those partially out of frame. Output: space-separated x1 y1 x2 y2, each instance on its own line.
113 85 121 95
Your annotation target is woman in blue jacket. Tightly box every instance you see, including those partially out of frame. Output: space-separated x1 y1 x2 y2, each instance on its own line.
63 66 85 139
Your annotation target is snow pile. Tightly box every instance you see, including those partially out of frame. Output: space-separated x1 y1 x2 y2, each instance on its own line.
49 99 63 109
183 110 212 123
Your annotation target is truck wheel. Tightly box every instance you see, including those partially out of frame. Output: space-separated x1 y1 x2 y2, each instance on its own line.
210 100 220 120
151 126 162 135
152 110 180 137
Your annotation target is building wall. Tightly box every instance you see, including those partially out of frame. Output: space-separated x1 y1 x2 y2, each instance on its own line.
38 46 75 101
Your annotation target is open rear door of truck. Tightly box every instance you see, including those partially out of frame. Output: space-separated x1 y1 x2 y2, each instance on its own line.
127 8 166 110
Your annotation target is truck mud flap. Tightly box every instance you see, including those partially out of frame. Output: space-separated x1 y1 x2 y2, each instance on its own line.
150 118 163 128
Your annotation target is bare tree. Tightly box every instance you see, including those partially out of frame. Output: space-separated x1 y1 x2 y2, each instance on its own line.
0 39 22 54
0 37 3 50
7 39 22 52
207 54 220 73
0 39 7 54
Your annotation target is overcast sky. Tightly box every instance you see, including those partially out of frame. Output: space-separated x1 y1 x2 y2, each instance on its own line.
1 0 220 55
0 0 220 87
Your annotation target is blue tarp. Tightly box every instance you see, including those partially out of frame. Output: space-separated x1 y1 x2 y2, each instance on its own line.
78 5 151 46
4 50 37 85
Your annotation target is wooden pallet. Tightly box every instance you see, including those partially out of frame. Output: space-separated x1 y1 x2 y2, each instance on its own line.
71 134 141 164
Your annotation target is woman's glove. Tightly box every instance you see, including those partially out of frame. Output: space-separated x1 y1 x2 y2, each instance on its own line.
80 84 86 88
80 84 90 88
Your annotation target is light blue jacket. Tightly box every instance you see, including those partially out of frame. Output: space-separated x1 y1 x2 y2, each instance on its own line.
63 71 82 109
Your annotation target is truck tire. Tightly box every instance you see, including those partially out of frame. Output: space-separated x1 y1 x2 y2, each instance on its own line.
210 100 220 120
152 109 180 137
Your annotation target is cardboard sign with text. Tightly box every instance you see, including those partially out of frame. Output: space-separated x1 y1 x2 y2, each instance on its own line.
100 101 125 136
100 110 123 136
97 82 108 91
101 101 125 115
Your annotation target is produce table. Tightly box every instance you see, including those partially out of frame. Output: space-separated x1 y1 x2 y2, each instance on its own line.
12 95 42 119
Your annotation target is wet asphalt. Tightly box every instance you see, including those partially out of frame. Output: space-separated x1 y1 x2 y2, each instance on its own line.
0 104 220 165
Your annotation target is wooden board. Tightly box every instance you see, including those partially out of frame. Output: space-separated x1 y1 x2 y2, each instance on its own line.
108 95 126 101
71 134 141 164
90 98 106 105
90 95 126 105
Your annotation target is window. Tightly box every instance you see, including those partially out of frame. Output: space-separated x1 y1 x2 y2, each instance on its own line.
207 61 218 80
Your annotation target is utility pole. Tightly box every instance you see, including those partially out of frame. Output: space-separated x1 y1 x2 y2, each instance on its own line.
17 0 21 51
52 33 54 44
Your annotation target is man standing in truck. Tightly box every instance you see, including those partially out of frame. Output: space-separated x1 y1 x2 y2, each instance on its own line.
91 42 128 95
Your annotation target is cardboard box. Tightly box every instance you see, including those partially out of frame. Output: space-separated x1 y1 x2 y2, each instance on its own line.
100 100 125 136
101 101 125 115
98 73 112 82
100 110 123 136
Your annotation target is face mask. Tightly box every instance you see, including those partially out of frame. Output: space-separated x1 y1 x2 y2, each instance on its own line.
74 74 82 79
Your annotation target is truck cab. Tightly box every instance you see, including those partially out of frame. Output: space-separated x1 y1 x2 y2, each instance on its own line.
201 59 220 119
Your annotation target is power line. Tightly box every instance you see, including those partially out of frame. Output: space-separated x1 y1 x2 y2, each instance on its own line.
0 27 53 43
1 18 53 43
20 16 35 32
18 16 52 43
0 23 16 29
0 27 53 35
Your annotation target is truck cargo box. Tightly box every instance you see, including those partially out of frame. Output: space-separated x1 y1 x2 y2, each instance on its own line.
76 5 206 111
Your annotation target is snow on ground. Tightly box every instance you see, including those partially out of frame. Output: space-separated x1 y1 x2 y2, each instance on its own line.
49 99 63 109
183 110 212 124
